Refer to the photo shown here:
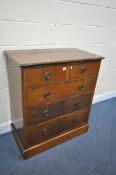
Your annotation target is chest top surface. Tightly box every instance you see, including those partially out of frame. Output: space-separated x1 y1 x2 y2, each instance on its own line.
4 48 104 67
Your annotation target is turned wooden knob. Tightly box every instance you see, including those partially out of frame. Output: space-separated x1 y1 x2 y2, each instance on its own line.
73 117 79 125
81 67 87 74
44 72 52 80
43 109 49 117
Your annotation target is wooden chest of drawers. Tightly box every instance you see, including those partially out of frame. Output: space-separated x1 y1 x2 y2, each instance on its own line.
5 48 103 159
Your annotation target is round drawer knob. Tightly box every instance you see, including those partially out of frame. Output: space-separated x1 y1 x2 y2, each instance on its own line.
43 109 49 117
44 92 51 98
44 72 52 80
79 84 84 90
81 67 87 74
75 100 81 107
73 117 79 125
42 128 48 135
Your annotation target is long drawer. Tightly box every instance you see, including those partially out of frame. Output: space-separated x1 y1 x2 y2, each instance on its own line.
28 93 92 126
25 76 97 106
27 108 90 145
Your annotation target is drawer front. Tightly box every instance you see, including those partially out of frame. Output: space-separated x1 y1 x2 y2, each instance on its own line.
67 61 100 80
28 93 92 126
27 108 89 145
25 64 67 89
26 76 97 106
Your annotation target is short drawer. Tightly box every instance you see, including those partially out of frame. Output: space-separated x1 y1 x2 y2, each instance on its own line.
26 76 97 106
27 108 90 145
67 61 100 80
24 64 67 89
28 93 92 126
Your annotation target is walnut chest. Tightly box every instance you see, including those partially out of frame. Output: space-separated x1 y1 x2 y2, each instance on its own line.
5 48 103 159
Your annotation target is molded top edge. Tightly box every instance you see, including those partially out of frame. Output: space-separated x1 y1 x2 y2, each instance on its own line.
4 48 104 67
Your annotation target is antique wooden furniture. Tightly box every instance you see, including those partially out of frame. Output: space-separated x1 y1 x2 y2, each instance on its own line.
5 48 103 159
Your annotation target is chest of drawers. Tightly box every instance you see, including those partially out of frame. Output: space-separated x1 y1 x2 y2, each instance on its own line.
5 48 103 159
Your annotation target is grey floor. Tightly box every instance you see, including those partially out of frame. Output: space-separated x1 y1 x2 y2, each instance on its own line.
0 97 116 175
